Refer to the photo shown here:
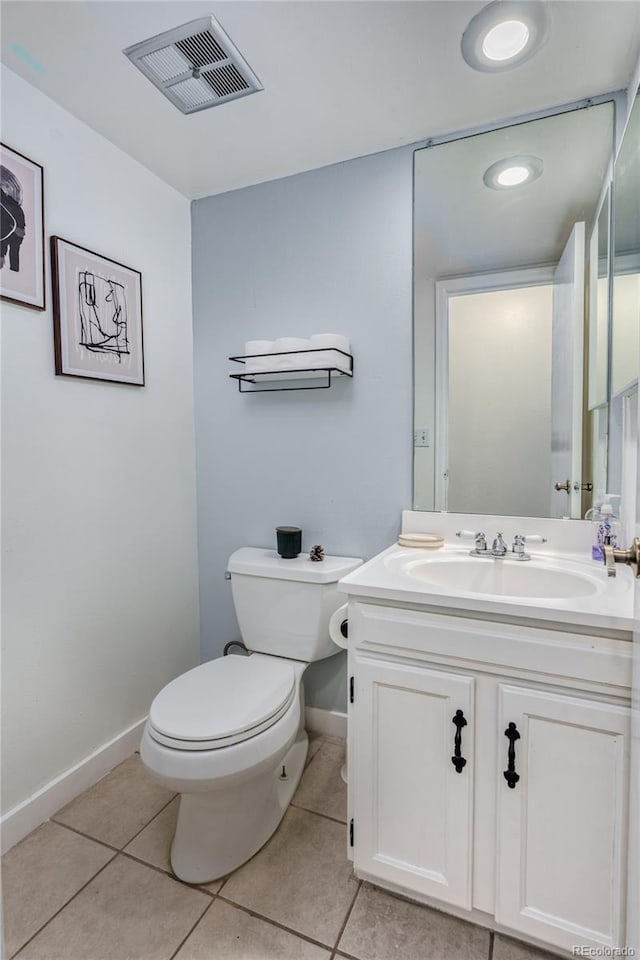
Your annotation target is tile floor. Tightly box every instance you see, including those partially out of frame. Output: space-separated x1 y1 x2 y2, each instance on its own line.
2 734 557 960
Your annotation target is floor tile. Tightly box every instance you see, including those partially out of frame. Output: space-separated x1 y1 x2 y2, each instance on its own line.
221 806 358 946
338 883 491 960
124 796 179 872
17 855 210 960
53 754 175 848
493 934 558 959
174 898 331 960
306 730 325 765
1 821 114 958
124 797 223 893
293 739 347 822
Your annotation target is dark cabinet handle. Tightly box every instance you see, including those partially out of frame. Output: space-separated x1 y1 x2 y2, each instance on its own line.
503 722 520 789
451 709 467 773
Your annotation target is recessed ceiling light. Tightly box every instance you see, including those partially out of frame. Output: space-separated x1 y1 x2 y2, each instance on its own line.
462 1 551 73
483 156 544 190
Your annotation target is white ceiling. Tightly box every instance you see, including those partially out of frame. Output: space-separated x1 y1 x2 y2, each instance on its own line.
1 1 640 199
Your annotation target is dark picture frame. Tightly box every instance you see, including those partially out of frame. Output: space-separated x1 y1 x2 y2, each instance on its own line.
51 236 145 386
1 142 45 310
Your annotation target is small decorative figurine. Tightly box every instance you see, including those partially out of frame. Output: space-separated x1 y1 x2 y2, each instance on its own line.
309 544 325 562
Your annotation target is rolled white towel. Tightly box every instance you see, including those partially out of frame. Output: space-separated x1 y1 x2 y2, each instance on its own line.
273 337 312 370
244 340 275 373
310 333 351 372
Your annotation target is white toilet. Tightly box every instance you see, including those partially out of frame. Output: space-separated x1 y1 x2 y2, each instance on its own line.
140 546 361 883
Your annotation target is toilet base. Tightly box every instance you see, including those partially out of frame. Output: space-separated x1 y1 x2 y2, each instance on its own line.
169 730 308 883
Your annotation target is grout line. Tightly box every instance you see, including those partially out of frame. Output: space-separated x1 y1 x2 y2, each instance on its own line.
334 945 364 959
51 792 178 852
49 820 120 853
119 793 179 848
216 893 337 952
167 896 215 960
116 848 212 890
11 852 117 959
332 878 362 952
303 741 326 771
213 872 230 896
289 804 349 832
52 820 215 896
289 801 347 827
488 930 495 960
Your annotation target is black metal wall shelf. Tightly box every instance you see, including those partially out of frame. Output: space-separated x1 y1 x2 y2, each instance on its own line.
229 348 354 393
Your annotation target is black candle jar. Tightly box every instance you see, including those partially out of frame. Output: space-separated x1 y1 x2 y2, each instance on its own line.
276 526 302 559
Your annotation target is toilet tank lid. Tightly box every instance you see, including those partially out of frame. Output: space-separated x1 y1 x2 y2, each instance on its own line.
228 548 362 583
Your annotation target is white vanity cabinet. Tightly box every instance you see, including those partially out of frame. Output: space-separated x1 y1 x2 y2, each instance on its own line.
495 684 629 951
351 657 475 909
347 600 632 956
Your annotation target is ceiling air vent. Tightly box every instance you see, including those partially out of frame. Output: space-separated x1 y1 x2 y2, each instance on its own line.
123 17 262 115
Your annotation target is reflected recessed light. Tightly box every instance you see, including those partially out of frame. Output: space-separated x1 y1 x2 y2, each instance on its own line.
482 20 529 61
462 1 551 73
483 156 544 190
496 165 530 186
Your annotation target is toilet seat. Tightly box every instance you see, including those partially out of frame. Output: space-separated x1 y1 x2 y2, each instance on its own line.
148 654 296 752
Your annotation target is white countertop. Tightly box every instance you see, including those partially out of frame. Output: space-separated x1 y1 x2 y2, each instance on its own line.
338 542 635 635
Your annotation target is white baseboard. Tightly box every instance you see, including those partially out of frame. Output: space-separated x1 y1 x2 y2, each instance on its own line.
1 718 146 854
305 706 347 740
2 710 342 854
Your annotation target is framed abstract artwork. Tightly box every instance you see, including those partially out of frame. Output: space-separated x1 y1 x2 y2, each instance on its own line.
1 143 45 310
51 237 145 385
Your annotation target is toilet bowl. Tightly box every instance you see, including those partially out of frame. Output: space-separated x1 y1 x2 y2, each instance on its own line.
141 547 362 883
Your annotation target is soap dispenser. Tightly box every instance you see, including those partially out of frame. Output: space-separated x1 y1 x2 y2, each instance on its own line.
591 495 622 560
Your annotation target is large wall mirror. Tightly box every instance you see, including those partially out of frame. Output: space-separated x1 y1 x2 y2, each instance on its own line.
609 93 640 538
413 100 622 519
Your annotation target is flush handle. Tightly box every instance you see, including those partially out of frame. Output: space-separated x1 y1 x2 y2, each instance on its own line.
451 709 467 773
503 722 521 789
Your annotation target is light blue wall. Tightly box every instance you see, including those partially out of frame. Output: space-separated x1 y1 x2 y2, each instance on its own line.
191 146 414 711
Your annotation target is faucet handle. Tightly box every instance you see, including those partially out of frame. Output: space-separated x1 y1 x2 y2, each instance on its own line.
512 533 548 561
457 530 487 554
513 534 547 547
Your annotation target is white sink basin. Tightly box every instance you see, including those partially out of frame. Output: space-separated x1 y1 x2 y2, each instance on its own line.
394 555 601 600
340 540 634 632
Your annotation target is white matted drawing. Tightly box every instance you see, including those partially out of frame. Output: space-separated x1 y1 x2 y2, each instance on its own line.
51 236 144 385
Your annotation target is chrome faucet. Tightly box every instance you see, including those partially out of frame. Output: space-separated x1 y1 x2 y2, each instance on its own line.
491 533 508 557
457 530 547 560
457 530 510 558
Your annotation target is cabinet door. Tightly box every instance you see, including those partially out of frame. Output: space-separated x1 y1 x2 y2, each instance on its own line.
496 684 629 952
351 656 474 908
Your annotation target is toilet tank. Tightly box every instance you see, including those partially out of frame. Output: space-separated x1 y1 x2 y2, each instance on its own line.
227 548 362 661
